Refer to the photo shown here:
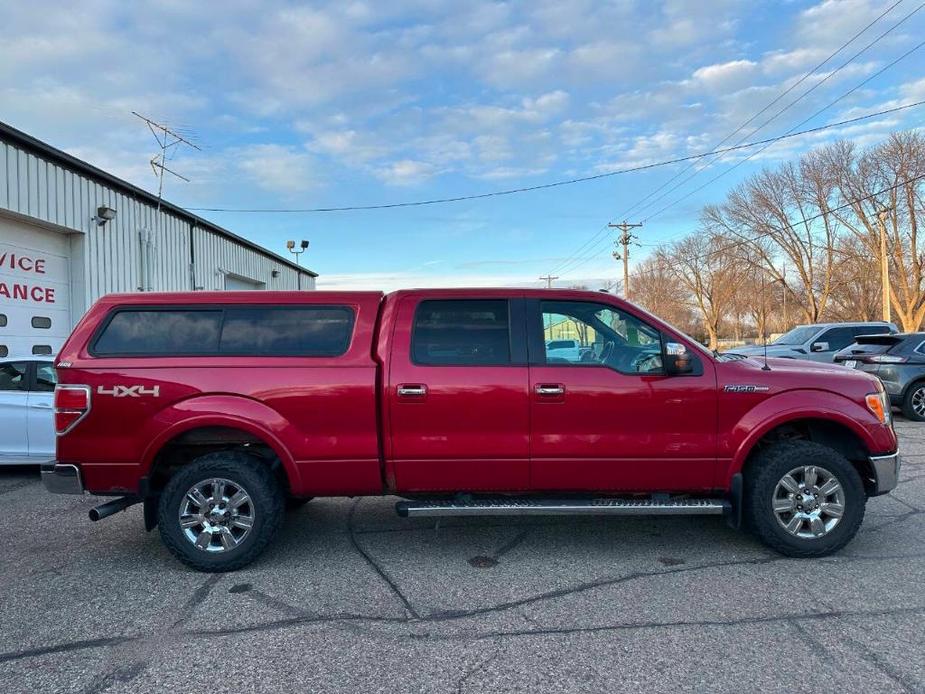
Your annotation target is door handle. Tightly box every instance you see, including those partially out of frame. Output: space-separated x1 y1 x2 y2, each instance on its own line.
32 403 53 409
535 384 565 396
397 384 428 398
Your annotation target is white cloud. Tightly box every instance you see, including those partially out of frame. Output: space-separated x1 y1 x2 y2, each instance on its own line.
237 145 317 193
691 60 758 92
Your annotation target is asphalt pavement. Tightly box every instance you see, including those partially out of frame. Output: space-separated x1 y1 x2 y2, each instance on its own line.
1 420 923 693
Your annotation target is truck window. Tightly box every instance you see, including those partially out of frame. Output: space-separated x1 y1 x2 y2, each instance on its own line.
93 310 223 355
412 299 511 365
540 300 663 373
92 306 355 357
219 307 354 356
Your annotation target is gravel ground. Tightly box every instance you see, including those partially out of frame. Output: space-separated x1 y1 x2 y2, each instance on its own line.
1 421 922 693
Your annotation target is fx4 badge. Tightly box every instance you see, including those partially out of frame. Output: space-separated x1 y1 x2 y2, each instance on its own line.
97 385 160 398
724 384 769 393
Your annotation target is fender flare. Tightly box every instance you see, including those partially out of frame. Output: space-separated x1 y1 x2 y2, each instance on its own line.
722 390 880 487
139 395 302 491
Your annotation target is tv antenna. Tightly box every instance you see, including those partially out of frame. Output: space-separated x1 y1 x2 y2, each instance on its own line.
133 111 201 212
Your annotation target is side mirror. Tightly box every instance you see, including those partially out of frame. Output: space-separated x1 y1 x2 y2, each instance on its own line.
811 341 829 353
664 341 693 375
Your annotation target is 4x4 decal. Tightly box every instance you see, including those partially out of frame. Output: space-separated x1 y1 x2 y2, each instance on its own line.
97 385 160 398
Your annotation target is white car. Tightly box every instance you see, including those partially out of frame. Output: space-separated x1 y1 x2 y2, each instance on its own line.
0 357 56 464
545 339 583 362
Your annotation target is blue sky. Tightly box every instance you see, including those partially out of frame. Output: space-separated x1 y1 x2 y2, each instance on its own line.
3 1 924 289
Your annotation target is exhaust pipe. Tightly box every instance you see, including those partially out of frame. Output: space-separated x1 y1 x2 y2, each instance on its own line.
89 496 141 522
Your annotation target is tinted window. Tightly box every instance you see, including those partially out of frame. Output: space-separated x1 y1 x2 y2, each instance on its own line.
412 300 511 365
219 307 354 356
0 362 27 391
0 314 6 327
32 316 52 329
0 345 7 358
94 310 223 355
32 345 53 356
820 327 884 352
34 363 57 392
93 306 355 357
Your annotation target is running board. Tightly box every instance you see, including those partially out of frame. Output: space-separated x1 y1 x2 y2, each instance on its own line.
395 498 729 518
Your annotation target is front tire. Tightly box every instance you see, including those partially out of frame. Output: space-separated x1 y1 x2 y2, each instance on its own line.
744 441 865 558
158 451 284 572
902 382 925 421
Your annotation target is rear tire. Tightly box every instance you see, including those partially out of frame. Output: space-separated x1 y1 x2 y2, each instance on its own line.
744 440 865 558
158 451 284 572
901 382 925 421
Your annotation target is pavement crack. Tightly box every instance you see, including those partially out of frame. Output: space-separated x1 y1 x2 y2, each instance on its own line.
171 574 222 628
348 498 420 619
492 530 529 560
81 660 148 694
454 637 503 694
0 636 134 665
424 554 784 621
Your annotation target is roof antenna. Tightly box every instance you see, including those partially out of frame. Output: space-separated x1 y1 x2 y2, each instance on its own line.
761 271 771 371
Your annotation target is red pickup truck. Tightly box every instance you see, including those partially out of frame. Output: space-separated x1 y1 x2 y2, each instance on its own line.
43 289 900 571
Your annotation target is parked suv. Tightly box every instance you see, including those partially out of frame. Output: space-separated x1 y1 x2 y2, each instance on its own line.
43 290 900 571
728 321 897 362
834 332 925 421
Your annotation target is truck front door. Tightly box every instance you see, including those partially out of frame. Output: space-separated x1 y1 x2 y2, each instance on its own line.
527 299 718 492
387 295 530 492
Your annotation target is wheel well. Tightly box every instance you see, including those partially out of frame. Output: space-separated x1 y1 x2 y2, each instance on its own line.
901 377 925 400
742 418 875 494
146 426 291 497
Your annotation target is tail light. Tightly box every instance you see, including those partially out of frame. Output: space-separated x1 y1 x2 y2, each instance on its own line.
864 355 907 364
55 385 92 435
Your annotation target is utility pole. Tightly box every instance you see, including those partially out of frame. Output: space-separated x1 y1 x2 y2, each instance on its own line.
608 221 642 297
877 208 892 323
538 274 559 289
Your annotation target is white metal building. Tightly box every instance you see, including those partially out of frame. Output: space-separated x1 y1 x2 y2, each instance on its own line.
0 121 317 358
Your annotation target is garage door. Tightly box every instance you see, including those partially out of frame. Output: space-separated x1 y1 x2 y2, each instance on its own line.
0 216 71 359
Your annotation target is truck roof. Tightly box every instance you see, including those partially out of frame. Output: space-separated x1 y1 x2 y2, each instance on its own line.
95 288 616 304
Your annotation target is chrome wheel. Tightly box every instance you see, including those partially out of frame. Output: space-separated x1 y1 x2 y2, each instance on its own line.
772 465 845 539
179 478 254 553
912 387 925 418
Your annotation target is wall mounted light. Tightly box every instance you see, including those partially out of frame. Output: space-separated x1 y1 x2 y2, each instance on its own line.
271 270 280 278
94 205 117 227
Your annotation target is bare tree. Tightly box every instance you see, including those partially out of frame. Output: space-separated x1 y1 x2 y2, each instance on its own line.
657 233 742 350
630 255 700 336
828 132 925 331
704 148 842 323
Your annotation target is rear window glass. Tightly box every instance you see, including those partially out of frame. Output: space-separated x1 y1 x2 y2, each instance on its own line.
220 307 354 356
92 306 354 357
94 310 223 355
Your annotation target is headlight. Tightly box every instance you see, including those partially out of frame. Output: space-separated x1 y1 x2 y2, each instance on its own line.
865 389 892 426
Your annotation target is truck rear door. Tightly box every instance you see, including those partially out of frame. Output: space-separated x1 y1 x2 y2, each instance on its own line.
386 293 530 492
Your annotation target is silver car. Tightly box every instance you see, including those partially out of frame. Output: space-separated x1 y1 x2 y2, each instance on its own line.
728 322 898 362
0 357 57 465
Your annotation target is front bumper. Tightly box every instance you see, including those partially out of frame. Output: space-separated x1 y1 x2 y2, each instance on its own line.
41 462 85 495
869 453 901 496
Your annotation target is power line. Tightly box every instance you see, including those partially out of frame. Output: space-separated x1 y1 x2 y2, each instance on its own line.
547 1 909 278
630 0 922 222
643 34 925 225
557 38 925 279
551 98 925 279
184 101 924 216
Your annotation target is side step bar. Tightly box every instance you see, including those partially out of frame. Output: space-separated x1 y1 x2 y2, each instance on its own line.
395 498 729 518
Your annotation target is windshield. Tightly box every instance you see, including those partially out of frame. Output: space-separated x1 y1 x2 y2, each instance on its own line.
770 326 819 346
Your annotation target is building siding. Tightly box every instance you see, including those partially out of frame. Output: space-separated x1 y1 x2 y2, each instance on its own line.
0 136 315 323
